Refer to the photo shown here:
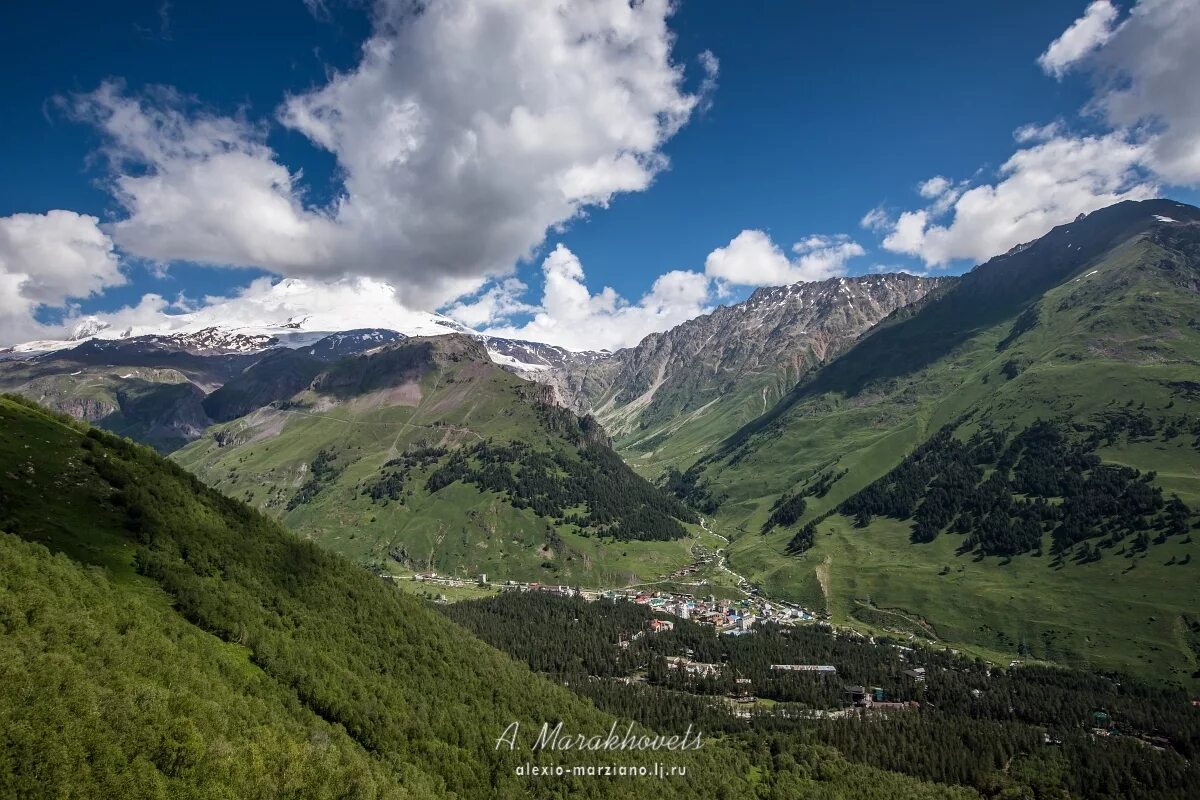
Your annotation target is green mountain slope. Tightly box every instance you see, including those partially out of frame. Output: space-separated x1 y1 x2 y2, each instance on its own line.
544 274 947 479
201 347 326 422
0 395 982 800
0 359 216 453
0 331 405 453
689 199 1200 685
173 335 700 585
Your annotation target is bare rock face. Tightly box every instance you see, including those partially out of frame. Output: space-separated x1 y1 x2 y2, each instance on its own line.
539 273 950 436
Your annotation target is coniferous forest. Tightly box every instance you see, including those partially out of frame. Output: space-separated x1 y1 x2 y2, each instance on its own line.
836 417 1198 560
448 591 1200 800
3 395 997 799
423 433 697 541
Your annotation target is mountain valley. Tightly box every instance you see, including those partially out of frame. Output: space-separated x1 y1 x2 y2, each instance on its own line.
686 199 1200 684
4 199 1199 691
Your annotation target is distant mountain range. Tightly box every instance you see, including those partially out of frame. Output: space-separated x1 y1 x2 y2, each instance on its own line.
0 266 940 457
0 328 414 451
539 272 949 472
0 277 475 357
3 198 1198 687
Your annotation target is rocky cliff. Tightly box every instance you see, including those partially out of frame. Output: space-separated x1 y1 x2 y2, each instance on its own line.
541 273 949 447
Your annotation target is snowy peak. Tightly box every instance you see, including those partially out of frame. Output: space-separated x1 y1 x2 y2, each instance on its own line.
303 329 407 360
5 276 476 358
154 328 280 354
70 317 114 341
482 336 609 373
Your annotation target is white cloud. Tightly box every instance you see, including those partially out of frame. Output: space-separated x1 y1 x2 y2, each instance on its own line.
1038 0 1119 78
792 235 868 277
860 206 891 232
917 176 952 199
882 134 1155 265
881 210 931 256
696 50 720 112
58 0 712 315
58 274 472 344
478 244 711 351
916 174 969 215
278 0 711 295
0 211 123 344
704 230 791 286
704 229 864 286
870 0 1200 268
1085 0 1200 184
442 278 534 329
61 82 339 274
1013 120 1065 143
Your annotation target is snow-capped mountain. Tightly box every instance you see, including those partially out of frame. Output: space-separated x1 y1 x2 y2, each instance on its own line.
0 278 475 359
141 328 281 355
480 336 609 373
300 329 407 360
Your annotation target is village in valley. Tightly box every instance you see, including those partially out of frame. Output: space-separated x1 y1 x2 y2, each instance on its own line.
389 540 946 718
400 569 817 631
392 520 822 632
374 519 1189 750
395 536 820 634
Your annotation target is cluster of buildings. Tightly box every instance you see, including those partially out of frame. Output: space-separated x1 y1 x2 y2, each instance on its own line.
770 664 837 674
399 573 937 717
844 685 921 711
398 546 824 637
423 576 823 633
610 588 818 632
664 656 722 678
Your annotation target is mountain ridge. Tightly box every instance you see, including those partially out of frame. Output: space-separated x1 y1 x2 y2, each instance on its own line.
530 272 950 479
683 198 1200 685
170 334 702 584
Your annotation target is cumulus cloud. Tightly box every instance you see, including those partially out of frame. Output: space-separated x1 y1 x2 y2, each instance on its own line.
442 278 535 329
869 0 1197 268
916 175 969 215
60 274 473 344
917 176 952 199
61 82 338 274
1038 0 1119 78
1013 120 1066 144
881 134 1155 265
477 244 711 351
859 206 891 232
704 229 864 286
0 211 123 343
1084 0 1200 184
791 235 868 278
57 0 714 317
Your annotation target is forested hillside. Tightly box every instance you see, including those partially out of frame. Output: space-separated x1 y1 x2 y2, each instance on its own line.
685 200 1200 685
449 591 1200 800
174 335 701 585
0 394 984 799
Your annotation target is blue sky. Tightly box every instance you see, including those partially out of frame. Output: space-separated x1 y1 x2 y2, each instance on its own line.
2 0 1198 349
